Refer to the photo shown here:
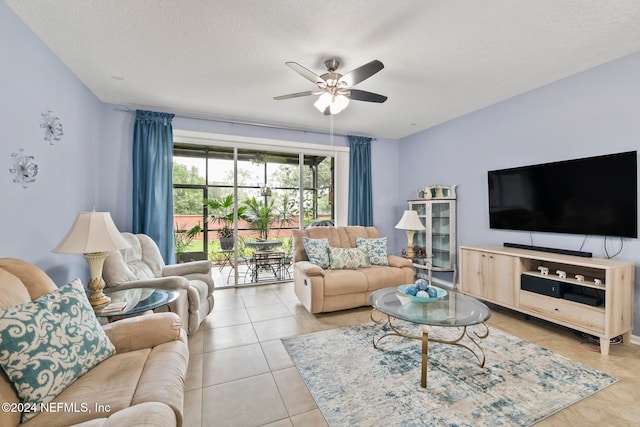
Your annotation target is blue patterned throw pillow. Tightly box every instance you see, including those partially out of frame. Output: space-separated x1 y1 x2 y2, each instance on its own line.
356 237 389 266
302 237 331 269
0 279 115 422
328 246 371 269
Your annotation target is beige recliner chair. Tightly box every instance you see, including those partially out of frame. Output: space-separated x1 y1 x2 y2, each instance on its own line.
103 232 214 335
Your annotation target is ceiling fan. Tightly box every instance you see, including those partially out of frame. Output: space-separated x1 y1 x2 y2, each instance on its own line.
274 58 387 115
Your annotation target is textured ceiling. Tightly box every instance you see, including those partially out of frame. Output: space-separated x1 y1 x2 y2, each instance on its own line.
6 0 640 139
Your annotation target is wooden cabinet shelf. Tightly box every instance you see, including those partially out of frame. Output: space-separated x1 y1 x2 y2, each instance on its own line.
459 245 634 355
521 271 606 291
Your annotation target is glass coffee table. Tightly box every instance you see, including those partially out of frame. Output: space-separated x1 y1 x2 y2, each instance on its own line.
94 288 179 319
369 286 491 388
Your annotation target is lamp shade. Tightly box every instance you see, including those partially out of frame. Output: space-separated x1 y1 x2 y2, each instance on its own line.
53 211 130 254
395 210 425 231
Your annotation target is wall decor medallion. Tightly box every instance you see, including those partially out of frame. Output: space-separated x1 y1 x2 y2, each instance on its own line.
10 148 39 188
40 110 63 144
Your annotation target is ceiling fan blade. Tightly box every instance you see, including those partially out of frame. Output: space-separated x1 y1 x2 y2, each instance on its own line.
285 62 325 85
273 91 314 100
338 60 384 87
348 89 388 103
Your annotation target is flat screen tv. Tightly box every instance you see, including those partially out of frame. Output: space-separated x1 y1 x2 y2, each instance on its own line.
488 151 637 238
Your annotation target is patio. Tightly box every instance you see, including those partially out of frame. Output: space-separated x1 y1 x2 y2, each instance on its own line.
211 255 293 288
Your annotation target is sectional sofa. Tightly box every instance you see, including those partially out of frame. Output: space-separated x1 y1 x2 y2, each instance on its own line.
0 258 188 427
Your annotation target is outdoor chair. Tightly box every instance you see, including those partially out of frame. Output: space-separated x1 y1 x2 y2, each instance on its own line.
245 250 285 282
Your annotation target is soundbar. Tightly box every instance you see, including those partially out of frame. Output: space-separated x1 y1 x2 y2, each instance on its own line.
504 242 592 258
521 274 564 298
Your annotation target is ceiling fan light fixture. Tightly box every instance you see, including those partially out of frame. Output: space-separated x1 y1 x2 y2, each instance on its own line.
314 92 350 115
314 92 332 112
330 94 349 115
278 58 385 114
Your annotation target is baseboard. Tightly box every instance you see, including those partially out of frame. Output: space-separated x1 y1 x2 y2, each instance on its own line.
630 334 640 346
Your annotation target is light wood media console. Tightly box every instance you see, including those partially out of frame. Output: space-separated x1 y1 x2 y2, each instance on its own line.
459 245 634 355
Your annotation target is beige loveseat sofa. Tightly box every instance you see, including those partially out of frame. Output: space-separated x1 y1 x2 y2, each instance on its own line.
292 226 414 313
0 258 188 427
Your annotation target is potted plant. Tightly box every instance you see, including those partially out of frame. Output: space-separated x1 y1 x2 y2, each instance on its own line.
205 194 247 250
174 222 202 262
243 197 276 241
274 193 298 235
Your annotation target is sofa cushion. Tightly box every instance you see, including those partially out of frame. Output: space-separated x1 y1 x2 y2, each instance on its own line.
361 265 414 291
292 227 348 263
103 313 182 353
294 227 379 263
344 226 380 247
328 247 371 270
305 227 344 246
0 258 57 301
131 338 189 424
189 279 209 301
0 279 115 422
356 237 389 266
0 268 31 309
302 238 330 269
25 348 152 427
322 270 369 296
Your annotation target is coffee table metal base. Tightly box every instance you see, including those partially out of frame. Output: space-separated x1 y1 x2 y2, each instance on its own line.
371 310 489 388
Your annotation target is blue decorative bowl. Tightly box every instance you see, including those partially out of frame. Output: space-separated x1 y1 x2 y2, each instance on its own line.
397 284 447 303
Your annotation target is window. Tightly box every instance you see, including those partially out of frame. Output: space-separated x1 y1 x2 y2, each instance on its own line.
172 141 337 286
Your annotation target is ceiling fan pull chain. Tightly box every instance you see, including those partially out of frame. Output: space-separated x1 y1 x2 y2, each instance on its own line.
330 114 334 146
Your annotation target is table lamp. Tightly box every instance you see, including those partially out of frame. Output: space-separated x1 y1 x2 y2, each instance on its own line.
395 210 425 258
53 211 130 306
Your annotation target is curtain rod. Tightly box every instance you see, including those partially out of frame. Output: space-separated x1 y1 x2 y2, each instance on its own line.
115 107 375 140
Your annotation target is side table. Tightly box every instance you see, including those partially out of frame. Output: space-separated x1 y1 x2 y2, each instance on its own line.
94 288 179 320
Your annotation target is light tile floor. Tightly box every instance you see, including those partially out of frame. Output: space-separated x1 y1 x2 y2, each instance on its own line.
184 283 640 427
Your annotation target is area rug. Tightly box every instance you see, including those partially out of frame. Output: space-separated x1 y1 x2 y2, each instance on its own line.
281 322 618 426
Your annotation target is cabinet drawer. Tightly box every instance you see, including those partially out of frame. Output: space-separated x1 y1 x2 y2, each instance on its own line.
519 290 605 334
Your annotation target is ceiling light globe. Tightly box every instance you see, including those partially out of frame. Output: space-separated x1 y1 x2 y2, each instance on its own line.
331 94 349 114
314 92 332 112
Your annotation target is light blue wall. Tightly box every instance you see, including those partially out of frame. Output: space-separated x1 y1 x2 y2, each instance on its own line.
97 104 135 231
371 138 404 250
1 1 104 285
399 51 640 333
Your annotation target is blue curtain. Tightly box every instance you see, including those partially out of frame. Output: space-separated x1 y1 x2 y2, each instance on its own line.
347 135 373 226
132 110 176 264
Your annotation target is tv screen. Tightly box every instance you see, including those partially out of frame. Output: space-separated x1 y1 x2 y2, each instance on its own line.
488 151 637 238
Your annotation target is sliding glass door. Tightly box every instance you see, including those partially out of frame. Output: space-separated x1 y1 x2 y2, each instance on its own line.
173 144 334 287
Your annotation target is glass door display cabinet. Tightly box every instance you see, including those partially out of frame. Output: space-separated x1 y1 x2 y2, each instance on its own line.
408 198 457 286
